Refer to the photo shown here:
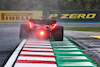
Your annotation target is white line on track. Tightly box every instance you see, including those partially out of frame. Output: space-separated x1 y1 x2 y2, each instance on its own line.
23 48 53 51
17 56 56 61
53 46 76 47
20 52 54 55
24 45 52 48
4 39 26 67
27 40 50 42
26 43 50 45
14 63 57 67
54 48 79 50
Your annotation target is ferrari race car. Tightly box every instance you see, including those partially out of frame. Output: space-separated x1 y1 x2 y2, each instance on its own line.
19 19 63 41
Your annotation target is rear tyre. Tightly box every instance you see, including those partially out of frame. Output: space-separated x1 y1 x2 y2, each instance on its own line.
51 26 63 41
20 24 30 39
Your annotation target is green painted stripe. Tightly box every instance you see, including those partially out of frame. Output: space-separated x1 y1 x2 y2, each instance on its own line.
51 37 98 67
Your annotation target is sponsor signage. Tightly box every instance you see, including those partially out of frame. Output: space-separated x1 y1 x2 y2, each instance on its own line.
0 11 100 22
44 11 100 22
49 13 96 19
0 11 43 22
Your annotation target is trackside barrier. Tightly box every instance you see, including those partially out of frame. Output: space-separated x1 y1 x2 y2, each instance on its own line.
43 10 100 22
0 11 43 22
0 10 100 23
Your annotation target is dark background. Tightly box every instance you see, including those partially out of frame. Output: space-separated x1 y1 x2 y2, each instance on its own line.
0 0 100 10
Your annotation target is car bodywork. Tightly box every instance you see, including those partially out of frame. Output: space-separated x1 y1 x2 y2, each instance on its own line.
20 19 63 41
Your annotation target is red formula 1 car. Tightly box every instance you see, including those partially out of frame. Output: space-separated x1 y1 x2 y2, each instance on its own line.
19 19 63 41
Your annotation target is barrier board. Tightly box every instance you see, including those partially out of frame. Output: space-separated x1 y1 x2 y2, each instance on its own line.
0 11 43 22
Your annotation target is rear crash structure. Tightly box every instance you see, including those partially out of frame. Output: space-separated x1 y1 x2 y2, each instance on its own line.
20 19 63 41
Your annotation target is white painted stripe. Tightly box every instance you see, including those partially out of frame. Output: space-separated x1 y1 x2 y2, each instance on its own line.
21 52 54 55
60 62 94 66
24 45 52 48
26 42 50 43
54 48 79 50
23 48 53 51
27 40 50 42
53 46 76 47
59 52 83 54
4 39 27 67
26 43 50 45
58 56 88 60
18 56 56 61
14 63 57 67
25 44 51 46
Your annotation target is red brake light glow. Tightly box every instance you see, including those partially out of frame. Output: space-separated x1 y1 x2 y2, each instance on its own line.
36 29 49 39
52 23 57 29
40 31 44 35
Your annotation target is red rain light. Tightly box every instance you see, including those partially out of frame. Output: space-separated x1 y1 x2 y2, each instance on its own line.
40 31 44 35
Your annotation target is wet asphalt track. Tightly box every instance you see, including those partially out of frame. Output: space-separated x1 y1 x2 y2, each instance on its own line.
0 23 21 66
0 23 100 66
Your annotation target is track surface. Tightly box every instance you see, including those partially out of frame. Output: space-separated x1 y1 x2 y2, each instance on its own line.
0 23 100 66
5 40 57 67
65 30 100 66
5 37 97 67
64 30 100 58
0 23 21 66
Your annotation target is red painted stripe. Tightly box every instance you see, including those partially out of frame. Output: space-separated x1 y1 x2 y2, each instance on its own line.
25 44 51 46
22 50 53 53
19 54 55 58
16 60 56 64
24 47 52 49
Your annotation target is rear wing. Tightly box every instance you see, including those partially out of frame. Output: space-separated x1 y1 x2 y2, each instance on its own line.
29 19 56 25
